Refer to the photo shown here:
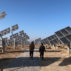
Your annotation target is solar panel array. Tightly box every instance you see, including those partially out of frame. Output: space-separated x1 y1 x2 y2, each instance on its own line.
0 24 19 47
41 37 50 44
41 26 71 45
55 27 71 45
0 24 71 46
0 24 30 48
8 30 30 45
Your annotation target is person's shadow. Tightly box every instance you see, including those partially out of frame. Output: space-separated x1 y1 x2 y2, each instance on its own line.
59 57 71 66
0 57 61 70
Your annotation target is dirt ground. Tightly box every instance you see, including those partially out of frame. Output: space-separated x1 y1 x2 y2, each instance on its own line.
0 45 71 71
0 45 28 69
40 48 71 71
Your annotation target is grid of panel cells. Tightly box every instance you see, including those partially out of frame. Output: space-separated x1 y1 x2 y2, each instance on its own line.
55 31 63 38
53 38 61 44
66 35 71 41
65 27 71 33
60 29 69 35
50 40 54 44
60 37 70 44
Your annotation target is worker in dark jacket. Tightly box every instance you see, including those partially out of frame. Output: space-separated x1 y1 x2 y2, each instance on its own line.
39 43 46 60
29 41 35 58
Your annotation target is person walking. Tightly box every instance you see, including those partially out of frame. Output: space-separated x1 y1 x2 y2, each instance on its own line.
29 41 35 58
39 43 46 60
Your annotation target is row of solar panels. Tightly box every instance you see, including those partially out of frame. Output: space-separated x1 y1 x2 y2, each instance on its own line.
4 30 30 45
0 24 18 36
41 26 71 45
0 24 30 45
5 38 29 45
10 30 29 40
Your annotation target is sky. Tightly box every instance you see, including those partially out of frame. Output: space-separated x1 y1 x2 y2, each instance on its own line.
0 0 71 41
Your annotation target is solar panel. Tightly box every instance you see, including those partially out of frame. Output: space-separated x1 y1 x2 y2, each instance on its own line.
12 24 18 31
55 31 63 38
50 40 55 45
19 30 25 38
41 34 61 45
19 30 24 35
60 29 68 35
0 11 6 19
48 35 55 40
10 33 19 39
41 27 71 45
65 27 71 33
45 40 50 44
53 40 57 44
49 37 61 45
53 38 61 44
55 27 71 45
66 35 71 41
10 33 29 45
13 33 18 37
55 27 71 38
0 28 10 36
23 33 29 39
41 38 50 44
60 37 69 44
